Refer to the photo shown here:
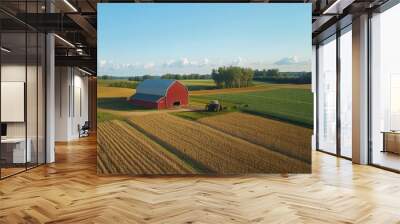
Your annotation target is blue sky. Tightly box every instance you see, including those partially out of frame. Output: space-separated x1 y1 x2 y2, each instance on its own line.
98 4 311 76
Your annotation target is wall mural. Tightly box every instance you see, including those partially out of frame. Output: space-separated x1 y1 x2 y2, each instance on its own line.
97 3 313 175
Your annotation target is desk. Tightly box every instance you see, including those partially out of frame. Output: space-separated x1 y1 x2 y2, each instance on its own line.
1 138 31 163
382 131 400 154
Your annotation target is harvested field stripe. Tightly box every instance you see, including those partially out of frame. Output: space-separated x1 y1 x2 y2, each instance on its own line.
98 120 196 174
100 122 164 174
114 121 195 173
113 120 186 173
128 113 310 174
99 123 145 173
97 146 109 173
197 112 312 163
127 120 214 174
129 115 258 173
112 121 164 173
136 114 258 172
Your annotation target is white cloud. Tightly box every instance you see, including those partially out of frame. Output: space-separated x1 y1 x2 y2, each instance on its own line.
98 56 311 76
231 57 243 66
143 62 155 69
99 59 107 67
162 57 211 68
202 58 209 65
181 58 190 66
274 56 299 65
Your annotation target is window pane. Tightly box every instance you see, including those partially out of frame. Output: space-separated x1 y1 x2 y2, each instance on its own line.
318 36 337 154
371 3 400 171
340 28 352 158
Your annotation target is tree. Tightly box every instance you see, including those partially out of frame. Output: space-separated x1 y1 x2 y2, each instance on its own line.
211 66 254 89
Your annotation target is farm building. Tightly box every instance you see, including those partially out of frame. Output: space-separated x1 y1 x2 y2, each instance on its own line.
129 79 189 109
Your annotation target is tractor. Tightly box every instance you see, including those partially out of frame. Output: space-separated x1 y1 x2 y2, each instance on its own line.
205 100 223 112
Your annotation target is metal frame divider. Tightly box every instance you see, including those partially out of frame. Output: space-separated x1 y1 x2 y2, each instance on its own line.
336 27 341 157
0 23 2 179
315 44 320 151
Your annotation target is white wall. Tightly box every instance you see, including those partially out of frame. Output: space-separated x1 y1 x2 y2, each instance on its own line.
1 65 26 138
1 63 46 164
55 67 89 141
55 66 69 141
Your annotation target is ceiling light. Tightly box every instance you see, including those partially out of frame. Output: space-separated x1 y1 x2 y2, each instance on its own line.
1 47 11 53
63 0 78 12
78 67 92 76
323 0 354 15
54 34 75 48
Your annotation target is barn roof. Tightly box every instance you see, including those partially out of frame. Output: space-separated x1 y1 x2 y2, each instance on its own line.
136 79 176 96
131 93 164 102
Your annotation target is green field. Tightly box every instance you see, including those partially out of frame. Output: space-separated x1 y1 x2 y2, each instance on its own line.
189 88 313 128
98 111 124 123
97 78 313 127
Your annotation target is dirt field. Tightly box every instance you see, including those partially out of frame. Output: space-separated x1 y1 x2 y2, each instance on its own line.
128 113 310 174
97 120 197 174
198 112 312 162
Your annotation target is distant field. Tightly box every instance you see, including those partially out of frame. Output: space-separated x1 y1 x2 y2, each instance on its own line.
198 112 312 162
98 79 216 91
128 113 310 174
190 88 313 128
97 86 134 98
179 79 216 91
97 79 214 98
97 79 138 87
97 120 197 174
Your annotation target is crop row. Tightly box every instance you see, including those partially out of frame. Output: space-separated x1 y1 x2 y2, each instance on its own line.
128 113 310 174
198 112 312 162
97 120 196 175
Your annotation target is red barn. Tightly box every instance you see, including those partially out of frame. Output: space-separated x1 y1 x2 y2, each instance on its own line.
129 79 189 109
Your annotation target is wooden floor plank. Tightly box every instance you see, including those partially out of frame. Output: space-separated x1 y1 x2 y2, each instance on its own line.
0 135 399 223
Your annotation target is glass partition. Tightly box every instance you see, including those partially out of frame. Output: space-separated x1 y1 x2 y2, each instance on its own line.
370 3 400 171
339 27 352 158
317 35 337 154
1 31 28 177
0 1 46 179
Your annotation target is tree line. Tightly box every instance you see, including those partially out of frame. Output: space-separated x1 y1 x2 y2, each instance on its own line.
98 74 211 81
253 69 311 84
98 68 311 86
161 73 212 80
211 66 254 88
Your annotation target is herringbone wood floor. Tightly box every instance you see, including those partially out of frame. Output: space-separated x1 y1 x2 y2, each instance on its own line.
0 136 400 224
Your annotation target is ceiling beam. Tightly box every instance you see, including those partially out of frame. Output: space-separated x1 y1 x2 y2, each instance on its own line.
67 13 97 38
55 55 96 72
